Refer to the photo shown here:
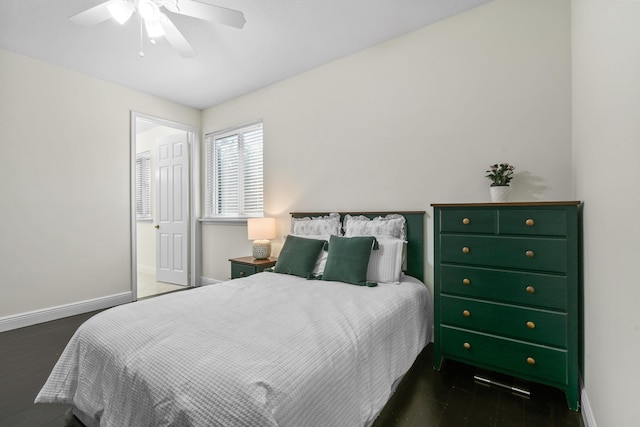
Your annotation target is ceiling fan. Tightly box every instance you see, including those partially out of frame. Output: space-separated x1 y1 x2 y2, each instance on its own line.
70 0 246 58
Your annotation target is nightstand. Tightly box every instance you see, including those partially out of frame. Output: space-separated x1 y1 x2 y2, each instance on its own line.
229 256 277 279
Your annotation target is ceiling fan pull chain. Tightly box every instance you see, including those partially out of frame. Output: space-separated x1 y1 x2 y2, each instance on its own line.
138 15 145 57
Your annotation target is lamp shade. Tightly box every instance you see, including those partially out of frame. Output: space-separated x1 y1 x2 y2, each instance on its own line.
144 19 165 38
107 0 135 25
138 0 161 21
247 217 276 241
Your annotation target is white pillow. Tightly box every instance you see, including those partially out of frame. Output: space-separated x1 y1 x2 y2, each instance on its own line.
344 214 406 240
291 213 341 236
289 234 330 275
367 238 406 284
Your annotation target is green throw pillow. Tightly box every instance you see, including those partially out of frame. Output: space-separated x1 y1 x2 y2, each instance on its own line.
274 235 326 278
321 235 378 287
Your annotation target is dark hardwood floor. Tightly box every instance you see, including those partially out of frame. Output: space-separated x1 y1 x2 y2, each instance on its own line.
0 311 99 427
373 347 584 427
1 311 583 427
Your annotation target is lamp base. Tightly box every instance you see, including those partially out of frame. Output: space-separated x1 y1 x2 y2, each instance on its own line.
252 240 272 260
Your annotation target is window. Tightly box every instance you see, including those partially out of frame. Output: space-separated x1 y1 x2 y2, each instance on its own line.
135 151 152 221
204 121 264 219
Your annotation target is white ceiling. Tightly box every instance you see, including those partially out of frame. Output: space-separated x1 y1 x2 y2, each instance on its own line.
0 0 492 110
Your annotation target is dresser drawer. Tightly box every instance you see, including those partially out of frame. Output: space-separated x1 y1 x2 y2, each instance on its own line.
499 209 568 236
440 235 568 273
441 326 568 385
440 209 496 234
440 265 568 310
441 296 567 347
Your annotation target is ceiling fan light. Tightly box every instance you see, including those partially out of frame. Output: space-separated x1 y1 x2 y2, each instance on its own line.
107 0 135 25
138 0 161 22
145 20 165 38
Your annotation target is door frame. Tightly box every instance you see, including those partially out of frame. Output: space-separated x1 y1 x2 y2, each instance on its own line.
130 111 201 301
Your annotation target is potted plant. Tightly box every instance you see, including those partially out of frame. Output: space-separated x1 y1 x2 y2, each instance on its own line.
485 163 515 202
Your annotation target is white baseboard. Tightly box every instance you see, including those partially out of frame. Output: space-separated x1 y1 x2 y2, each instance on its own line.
137 264 155 275
581 380 597 427
200 276 223 286
0 292 133 333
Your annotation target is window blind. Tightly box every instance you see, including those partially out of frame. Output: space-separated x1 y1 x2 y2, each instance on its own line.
135 151 152 221
204 122 263 218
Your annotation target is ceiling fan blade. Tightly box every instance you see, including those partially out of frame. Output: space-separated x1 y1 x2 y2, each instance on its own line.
69 1 114 26
165 0 246 29
160 17 196 58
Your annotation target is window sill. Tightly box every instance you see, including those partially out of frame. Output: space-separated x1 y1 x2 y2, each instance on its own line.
199 217 248 225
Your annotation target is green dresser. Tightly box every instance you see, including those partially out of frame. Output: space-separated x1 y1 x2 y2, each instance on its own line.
432 202 582 411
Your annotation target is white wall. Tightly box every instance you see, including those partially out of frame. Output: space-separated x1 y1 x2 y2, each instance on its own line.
572 1 640 425
201 0 573 290
0 48 200 318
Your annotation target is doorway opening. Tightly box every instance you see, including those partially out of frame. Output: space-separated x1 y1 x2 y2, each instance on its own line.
131 112 200 300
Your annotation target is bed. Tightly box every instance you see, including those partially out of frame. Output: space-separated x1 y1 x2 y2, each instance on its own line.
36 211 432 427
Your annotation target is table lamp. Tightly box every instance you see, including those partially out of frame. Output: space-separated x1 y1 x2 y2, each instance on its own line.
247 217 276 259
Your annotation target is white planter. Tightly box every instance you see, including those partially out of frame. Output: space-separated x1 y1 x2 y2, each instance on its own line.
490 185 510 202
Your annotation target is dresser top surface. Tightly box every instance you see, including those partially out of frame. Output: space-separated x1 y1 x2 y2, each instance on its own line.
431 201 581 208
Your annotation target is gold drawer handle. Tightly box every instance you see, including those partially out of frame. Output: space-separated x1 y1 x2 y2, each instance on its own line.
526 321 536 329
525 285 536 294
463 342 471 350
525 250 534 258
462 278 471 286
463 218 471 225
526 218 535 226
463 310 471 317
462 247 470 254
527 357 536 365
239 271 246 277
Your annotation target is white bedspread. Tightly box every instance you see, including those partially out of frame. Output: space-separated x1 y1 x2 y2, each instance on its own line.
36 272 432 427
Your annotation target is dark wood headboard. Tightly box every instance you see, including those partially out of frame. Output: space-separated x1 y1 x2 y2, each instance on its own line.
290 211 425 283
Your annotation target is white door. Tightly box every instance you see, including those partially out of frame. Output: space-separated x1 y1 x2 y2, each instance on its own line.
155 133 189 285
